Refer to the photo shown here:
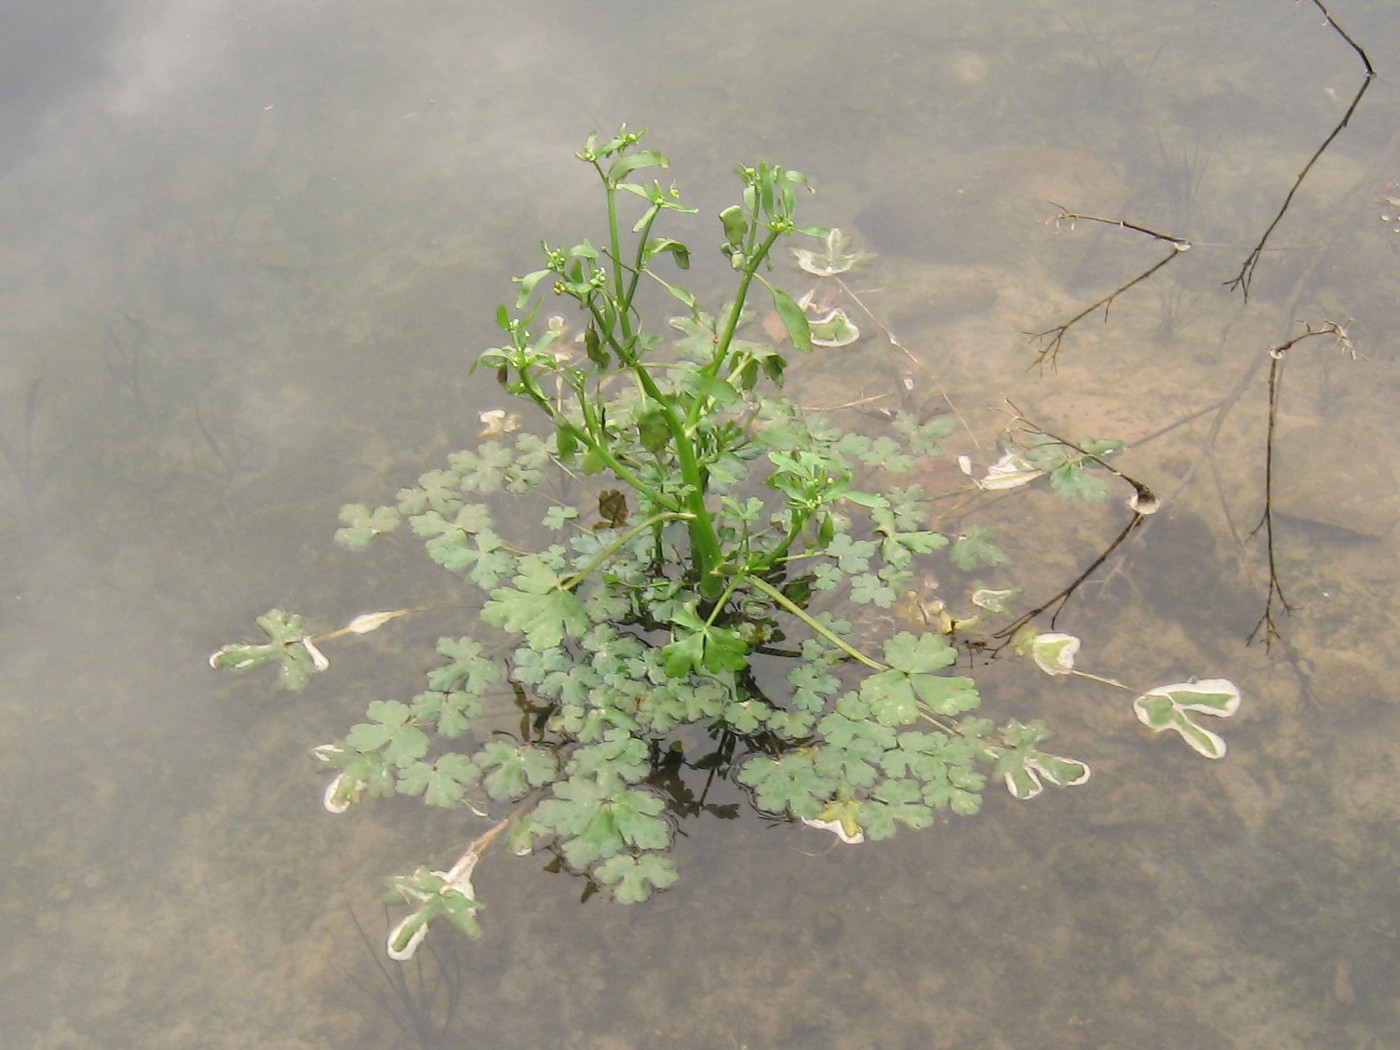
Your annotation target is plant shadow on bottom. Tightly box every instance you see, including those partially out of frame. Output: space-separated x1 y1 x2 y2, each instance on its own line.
345 907 469 1049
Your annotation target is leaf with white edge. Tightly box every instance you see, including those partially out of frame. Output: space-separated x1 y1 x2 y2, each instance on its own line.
208 609 320 690
814 798 865 842
962 449 1044 491
802 814 865 844
988 720 1090 799
385 867 483 960
1133 679 1241 759
1027 633 1080 677
807 308 859 348
314 745 393 812
791 228 875 277
347 610 406 634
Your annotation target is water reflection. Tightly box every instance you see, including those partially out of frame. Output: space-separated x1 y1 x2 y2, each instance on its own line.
2 1 1399 1046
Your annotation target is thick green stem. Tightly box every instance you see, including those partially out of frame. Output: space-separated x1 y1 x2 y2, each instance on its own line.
591 182 726 594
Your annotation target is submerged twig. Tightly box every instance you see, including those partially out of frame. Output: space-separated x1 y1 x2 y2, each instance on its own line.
990 404 1156 642
0 378 46 532
1029 209 1191 368
102 313 148 413
1224 0 1374 296
1247 320 1356 647
994 512 1147 643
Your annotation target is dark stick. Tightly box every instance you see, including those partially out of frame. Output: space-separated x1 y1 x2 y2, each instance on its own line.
1224 1 1374 297
1028 209 1190 368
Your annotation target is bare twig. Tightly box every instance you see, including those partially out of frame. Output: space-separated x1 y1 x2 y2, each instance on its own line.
1247 320 1356 647
1029 209 1190 368
102 313 148 413
988 405 1156 642
0 379 46 532
1224 1 1374 296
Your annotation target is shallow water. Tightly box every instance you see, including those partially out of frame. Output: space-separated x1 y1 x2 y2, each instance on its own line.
3 1 1400 1047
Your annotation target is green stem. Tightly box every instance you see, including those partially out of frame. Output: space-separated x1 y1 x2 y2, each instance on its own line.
517 369 676 512
692 226 784 420
560 511 694 591
744 575 885 671
1068 668 1132 691
583 172 727 592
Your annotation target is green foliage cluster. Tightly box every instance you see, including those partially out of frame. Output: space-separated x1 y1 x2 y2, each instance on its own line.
211 126 1237 957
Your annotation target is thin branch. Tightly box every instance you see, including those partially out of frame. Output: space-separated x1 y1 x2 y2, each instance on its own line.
993 512 1147 643
1224 1 1374 296
1247 319 1356 647
1029 208 1190 368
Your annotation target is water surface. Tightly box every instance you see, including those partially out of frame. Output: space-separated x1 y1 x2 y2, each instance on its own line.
3 2 1399 1046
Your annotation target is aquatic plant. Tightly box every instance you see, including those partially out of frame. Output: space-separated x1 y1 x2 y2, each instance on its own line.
212 126 1238 957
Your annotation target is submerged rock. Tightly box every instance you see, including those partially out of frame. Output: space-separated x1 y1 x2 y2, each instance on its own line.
1273 424 1400 539
854 146 1127 270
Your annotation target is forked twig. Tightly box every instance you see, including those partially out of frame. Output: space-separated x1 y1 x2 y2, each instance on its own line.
1029 209 1190 368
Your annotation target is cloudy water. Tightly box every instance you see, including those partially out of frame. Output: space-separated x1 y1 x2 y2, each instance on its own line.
2 1 1399 1046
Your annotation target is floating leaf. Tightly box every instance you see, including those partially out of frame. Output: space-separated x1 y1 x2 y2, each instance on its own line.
803 811 865 844
345 700 430 766
987 720 1090 799
970 586 1020 613
660 601 750 677
960 449 1045 491
335 503 400 550
594 853 679 904
207 609 321 690
738 752 836 820
475 740 559 800
807 308 859 348
347 610 406 635
950 526 1008 571
1133 679 1241 759
482 556 589 649
814 797 865 842
385 866 483 960
1027 633 1080 677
